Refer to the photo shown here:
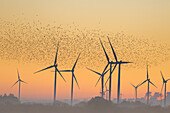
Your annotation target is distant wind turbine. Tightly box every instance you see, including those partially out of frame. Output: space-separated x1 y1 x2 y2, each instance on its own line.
87 67 109 98
160 71 170 107
34 43 66 102
99 86 109 100
105 85 109 100
100 37 132 104
11 70 27 100
130 82 141 102
159 93 163 105
138 65 157 104
60 53 81 105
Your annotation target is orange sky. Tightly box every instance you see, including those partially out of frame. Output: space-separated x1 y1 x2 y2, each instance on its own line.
0 59 170 101
0 0 170 101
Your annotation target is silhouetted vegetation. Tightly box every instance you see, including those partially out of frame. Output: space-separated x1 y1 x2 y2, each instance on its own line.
0 93 20 105
0 96 170 113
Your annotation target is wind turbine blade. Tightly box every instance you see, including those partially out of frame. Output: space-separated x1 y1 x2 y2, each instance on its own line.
110 62 117 64
160 71 165 82
72 53 81 70
11 81 19 88
99 38 109 62
102 63 109 74
161 83 164 93
103 69 109 75
107 37 118 62
34 65 54 74
21 80 28 84
147 65 149 79
111 64 117 74
60 70 72 72
95 76 101 87
149 81 157 88
121 62 133 64
105 64 116 86
56 68 66 82
138 80 147 87
54 42 59 65
105 86 109 91
105 77 110 86
130 82 135 88
73 73 80 89
17 69 20 80
137 81 144 87
87 67 102 76
166 78 170 81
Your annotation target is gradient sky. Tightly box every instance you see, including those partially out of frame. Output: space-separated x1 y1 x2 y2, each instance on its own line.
0 0 170 101
1 0 170 41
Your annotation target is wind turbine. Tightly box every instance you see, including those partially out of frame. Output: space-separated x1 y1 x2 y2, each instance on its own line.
100 37 132 104
105 85 109 100
59 53 81 105
160 71 170 107
99 85 109 100
99 38 117 101
11 70 27 100
159 93 163 105
34 43 66 102
87 67 109 98
138 65 157 104
130 82 141 102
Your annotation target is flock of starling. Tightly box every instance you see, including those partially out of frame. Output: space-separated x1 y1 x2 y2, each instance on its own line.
0 18 170 70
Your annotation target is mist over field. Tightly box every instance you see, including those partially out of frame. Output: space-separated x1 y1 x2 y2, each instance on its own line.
0 95 170 113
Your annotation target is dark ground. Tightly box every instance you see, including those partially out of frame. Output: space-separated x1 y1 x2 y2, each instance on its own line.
0 96 170 113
